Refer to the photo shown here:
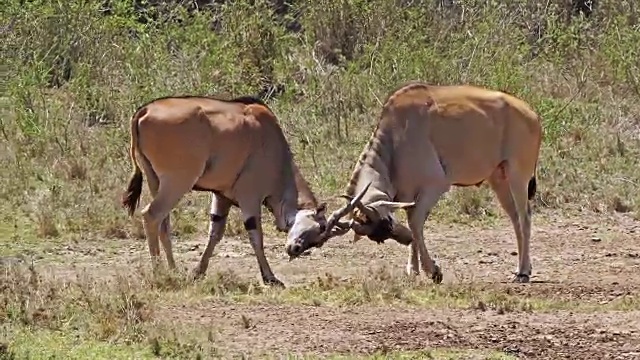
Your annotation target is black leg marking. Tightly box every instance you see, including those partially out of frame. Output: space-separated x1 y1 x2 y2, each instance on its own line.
368 217 393 244
210 214 226 222
431 265 443 284
243 216 257 231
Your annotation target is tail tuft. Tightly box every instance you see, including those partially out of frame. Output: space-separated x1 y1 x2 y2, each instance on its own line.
527 176 537 200
121 169 143 216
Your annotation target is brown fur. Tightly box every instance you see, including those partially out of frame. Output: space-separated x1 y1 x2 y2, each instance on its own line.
121 95 319 214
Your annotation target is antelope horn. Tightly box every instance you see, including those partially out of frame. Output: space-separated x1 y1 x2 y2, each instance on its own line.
339 193 378 222
334 220 352 230
312 223 353 250
322 181 372 237
329 224 351 237
353 200 378 222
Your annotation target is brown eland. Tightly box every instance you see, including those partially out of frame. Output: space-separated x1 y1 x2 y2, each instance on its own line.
287 82 542 284
121 95 347 287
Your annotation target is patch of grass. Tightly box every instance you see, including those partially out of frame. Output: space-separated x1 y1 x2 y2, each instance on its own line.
1 265 152 346
239 268 640 313
5 263 637 330
1 263 636 358
4 329 154 360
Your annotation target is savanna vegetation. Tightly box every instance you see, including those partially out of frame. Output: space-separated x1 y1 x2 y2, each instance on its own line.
2 0 639 358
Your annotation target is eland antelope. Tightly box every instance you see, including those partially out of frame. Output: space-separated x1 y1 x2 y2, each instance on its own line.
121 95 343 287
287 82 542 284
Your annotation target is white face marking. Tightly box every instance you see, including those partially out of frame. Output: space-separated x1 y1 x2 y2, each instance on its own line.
286 209 324 246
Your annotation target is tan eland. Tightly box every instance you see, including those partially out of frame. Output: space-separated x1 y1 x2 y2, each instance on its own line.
287 82 542 284
121 95 346 287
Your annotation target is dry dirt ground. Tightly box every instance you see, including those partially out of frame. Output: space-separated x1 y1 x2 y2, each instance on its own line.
12 210 640 359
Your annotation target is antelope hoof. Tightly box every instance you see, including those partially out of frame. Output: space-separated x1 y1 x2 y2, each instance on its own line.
513 273 530 283
406 264 419 277
263 276 286 288
150 264 165 278
189 267 206 281
431 265 443 284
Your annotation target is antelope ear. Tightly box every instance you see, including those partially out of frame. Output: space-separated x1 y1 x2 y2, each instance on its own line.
315 202 327 216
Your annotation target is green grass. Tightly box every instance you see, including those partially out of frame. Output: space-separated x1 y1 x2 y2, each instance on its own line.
3 262 633 358
161 268 640 313
4 329 515 360
2 0 640 357
4 329 153 360
3 260 639 358
0 263 598 359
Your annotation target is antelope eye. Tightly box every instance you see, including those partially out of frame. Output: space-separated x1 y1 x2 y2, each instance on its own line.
319 224 326 232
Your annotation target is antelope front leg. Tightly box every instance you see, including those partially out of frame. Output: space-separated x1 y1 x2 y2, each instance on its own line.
407 207 442 284
241 210 284 288
406 241 420 276
408 183 450 284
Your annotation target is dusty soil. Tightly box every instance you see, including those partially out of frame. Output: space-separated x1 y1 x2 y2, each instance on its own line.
160 303 640 359
18 210 640 359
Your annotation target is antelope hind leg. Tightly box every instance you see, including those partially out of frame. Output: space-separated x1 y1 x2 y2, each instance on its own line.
507 172 533 283
159 215 175 269
488 164 532 283
138 157 162 269
141 174 195 273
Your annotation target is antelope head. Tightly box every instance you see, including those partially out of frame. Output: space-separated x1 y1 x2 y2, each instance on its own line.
285 182 372 260
322 181 416 248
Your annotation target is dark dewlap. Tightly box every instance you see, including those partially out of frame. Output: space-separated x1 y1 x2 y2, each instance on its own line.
367 217 394 243
191 185 273 210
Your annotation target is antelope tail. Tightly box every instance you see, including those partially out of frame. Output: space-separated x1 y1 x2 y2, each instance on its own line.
121 108 145 216
527 175 536 201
